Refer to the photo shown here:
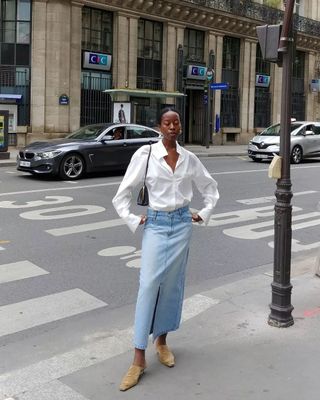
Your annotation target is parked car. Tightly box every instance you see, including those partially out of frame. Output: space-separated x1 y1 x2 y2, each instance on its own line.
17 123 161 179
248 121 320 164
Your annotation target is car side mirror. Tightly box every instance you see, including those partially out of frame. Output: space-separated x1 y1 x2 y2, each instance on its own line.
101 135 113 142
304 130 314 136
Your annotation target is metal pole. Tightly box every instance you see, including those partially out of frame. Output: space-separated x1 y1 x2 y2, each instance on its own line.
268 0 295 328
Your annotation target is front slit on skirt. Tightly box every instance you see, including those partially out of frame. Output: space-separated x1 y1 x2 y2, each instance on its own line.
133 206 192 350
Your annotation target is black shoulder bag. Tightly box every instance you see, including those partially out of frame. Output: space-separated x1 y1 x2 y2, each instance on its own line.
137 145 151 206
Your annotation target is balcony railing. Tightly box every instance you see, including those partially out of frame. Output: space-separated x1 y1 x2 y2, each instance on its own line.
182 0 320 36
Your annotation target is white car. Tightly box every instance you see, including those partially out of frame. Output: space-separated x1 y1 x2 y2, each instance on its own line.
248 121 320 164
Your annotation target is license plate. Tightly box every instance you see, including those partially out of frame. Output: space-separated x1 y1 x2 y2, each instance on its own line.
19 160 31 167
255 154 268 159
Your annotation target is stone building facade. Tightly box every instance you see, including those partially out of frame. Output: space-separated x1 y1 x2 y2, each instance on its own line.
1 0 320 146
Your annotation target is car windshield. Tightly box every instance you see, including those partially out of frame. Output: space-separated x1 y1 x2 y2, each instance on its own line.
259 123 303 136
66 125 107 140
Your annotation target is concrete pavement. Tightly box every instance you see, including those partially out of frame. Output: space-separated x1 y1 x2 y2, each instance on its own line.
0 144 248 168
65 254 320 400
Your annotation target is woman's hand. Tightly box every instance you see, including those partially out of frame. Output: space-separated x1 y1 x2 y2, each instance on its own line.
192 213 203 223
139 215 147 225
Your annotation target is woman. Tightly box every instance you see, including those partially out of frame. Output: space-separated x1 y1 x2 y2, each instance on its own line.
112 108 219 391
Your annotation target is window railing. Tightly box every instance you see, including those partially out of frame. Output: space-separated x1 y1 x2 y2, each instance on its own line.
137 76 164 91
183 0 320 36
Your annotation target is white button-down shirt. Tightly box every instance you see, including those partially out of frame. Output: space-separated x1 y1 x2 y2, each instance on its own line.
112 140 219 232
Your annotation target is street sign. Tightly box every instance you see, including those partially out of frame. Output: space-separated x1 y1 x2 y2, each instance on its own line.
210 83 229 90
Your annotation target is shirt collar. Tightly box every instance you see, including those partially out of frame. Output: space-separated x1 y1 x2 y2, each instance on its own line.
153 140 184 160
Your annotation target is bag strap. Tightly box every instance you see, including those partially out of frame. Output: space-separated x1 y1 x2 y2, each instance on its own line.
143 145 152 186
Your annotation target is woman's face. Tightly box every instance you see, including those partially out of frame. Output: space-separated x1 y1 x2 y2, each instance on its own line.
159 111 181 141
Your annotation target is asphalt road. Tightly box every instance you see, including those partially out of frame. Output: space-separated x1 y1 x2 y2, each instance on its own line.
0 156 319 378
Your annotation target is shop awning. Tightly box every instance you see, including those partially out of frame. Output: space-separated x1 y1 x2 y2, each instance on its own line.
0 94 22 101
104 88 185 99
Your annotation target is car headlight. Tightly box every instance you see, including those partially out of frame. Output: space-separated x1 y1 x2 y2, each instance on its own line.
34 150 62 161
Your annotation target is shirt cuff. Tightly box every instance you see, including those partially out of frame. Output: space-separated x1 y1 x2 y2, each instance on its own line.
124 213 142 233
197 208 213 225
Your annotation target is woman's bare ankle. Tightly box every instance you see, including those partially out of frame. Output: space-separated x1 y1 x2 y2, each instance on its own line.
133 348 146 368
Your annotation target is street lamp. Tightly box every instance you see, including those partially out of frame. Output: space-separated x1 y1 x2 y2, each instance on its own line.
256 0 295 327
268 0 295 327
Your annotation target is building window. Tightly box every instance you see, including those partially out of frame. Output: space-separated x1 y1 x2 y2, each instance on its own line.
82 7 112 53
137 19 163 90
292 50 305 120
0 0 31 127
254 46 271 128
183 28 204 63
221 36 240 127
0 0 31 65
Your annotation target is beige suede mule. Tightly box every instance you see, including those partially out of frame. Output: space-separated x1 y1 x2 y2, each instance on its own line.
119 364 145 391
156 344 175 367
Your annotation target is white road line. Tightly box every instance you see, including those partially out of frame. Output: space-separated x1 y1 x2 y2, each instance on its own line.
0 289 106 338
237 190 318 205
0 261 49 284
0 247 4 251
0 181 121 197
224 211 320 239
210 164 320 176
0 294 219 399
5 379 89 400
46 218 125 236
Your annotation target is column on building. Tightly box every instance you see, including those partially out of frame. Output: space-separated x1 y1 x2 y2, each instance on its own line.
208 32 223 145
30 0 47 135
164 23 185 93
113 13 138 92
305 51 314 121
31 0 81 138
271 64 283 124
239 39 256 144
69 1 82 132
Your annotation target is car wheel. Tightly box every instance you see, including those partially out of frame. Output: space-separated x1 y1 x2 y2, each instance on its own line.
291 146 303 164
251 157 261 162
59 153 85 180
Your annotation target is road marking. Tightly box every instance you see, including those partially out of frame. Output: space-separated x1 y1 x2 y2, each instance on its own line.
196 205 301 228
0 261 49 284
0 182 121 197
0 289 106 338
0 196 73 209
268 238 320 253
210 164 320 176
0 294 219 399
237 190 318 205
46 218 125 236
0 247 5 251
4 379 89 400
20 205 105 220
224 211 320 239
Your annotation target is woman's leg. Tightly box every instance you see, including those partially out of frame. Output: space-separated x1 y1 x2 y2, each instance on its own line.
133 348 146 367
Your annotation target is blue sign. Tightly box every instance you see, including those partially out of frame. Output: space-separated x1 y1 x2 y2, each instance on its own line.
59 94 69 105
210 83 229 90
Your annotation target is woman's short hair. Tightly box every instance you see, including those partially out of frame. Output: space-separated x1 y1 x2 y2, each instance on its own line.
157 107 181 125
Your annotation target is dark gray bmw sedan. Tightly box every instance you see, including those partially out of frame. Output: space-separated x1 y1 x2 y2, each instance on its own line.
17 123 161 179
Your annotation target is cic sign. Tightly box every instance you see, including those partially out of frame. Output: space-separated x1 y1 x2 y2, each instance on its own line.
83 52 112 71
187 65 207 80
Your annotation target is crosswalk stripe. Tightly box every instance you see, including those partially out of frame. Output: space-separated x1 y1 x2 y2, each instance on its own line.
0 261 49 284
46 218 125 236
0 289 106 338
0 294 219 399
4 379 89 400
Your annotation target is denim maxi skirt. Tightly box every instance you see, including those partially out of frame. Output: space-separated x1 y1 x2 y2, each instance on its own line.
134 206 193 350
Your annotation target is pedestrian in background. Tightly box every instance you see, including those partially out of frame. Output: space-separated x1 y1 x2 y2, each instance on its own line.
112 107 219 391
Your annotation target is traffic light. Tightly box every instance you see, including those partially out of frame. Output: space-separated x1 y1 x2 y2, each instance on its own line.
256 24 282 65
